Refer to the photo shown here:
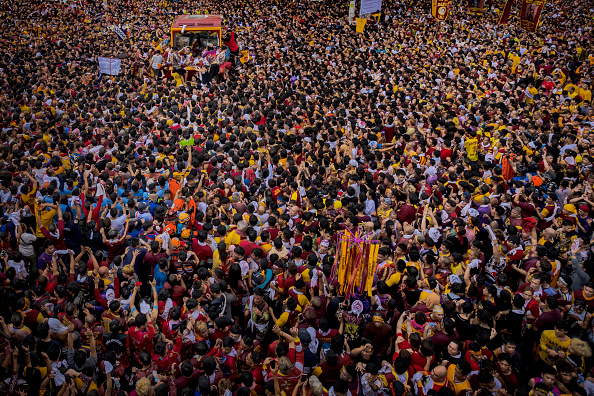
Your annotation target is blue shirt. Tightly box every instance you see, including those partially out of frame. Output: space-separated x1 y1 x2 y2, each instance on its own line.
154 264 168 292
136 211 153 223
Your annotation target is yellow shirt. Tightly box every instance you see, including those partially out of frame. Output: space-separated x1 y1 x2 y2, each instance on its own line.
539 329 571 363
36 208 56 238
172 72 183 87
579 88 592 102
288 288 309 311
447 364 471 396
464 137 479 161
525 86 538 104
451 262 463 275
224 230 241 247
21 185 38 207
276 311 290 327
564 83 579 93
386 271 403 287
473 192 490 205
406 261 421 272
376 206 392 219
553 70 566 85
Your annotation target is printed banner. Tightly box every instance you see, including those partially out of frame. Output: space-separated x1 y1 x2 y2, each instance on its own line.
360 0 382 16
113 26 127 41
467 0 485 15
519 0 546 32
498 0 514 24
98 57 122 75
431 0 452 21
102 24 131 39
348 0 356 21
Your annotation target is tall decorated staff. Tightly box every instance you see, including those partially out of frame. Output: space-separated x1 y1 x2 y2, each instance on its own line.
333 227 380 299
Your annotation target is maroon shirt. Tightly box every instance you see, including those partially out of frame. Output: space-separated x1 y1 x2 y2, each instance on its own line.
143 251 169 276
397 204 417 224
164 282 187 307
192 239 213 262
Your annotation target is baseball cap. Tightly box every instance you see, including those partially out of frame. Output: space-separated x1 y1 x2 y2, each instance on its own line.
298 328 312 344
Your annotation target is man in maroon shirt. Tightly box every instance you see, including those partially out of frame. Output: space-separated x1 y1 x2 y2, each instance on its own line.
192 230 213 262
440 139 453 160
263 216 280 241
164 274 187 307
239 228 259 257
397 193 418 225
143 240 172 278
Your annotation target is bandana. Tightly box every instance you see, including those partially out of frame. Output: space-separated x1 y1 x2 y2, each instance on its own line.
564 204 577 215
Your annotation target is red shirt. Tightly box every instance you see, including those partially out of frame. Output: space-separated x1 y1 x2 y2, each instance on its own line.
398 204 417 224
440 148 452 160
192 239 213 262
573 289 594 312
239 240 259 257
128 324 156 360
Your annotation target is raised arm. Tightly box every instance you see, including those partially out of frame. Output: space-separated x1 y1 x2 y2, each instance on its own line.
23 171 38 190
129 283 140 318
86 322 97 359
149 279 159 323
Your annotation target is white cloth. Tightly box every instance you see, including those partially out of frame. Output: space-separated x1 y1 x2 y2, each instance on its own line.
48 318 68 334
8 260 28 277
51 360 67 386
159 298 174 321
140 301 151 314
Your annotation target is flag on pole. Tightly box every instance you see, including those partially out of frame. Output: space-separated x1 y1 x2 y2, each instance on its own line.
467 0 485 15
431 0 452 21
498 0 514 24
355 18 367 32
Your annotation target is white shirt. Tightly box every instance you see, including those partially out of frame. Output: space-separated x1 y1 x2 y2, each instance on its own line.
8 260 28 277
108 213 128 234
151 54 164 69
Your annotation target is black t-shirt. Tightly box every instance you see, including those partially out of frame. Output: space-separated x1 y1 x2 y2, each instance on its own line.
37 338 61 354
454 313 474 342
403 289 422 307
103 332 128 359
503 311 524 341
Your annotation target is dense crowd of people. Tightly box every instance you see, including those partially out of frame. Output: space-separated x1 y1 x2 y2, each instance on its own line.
0 0 593 394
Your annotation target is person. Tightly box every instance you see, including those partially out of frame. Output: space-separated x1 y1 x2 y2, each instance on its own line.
151 51 165 79
445 360 472 396
245 288 270 341
539 320 571 366
413 364 449 396
361 314 393 357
